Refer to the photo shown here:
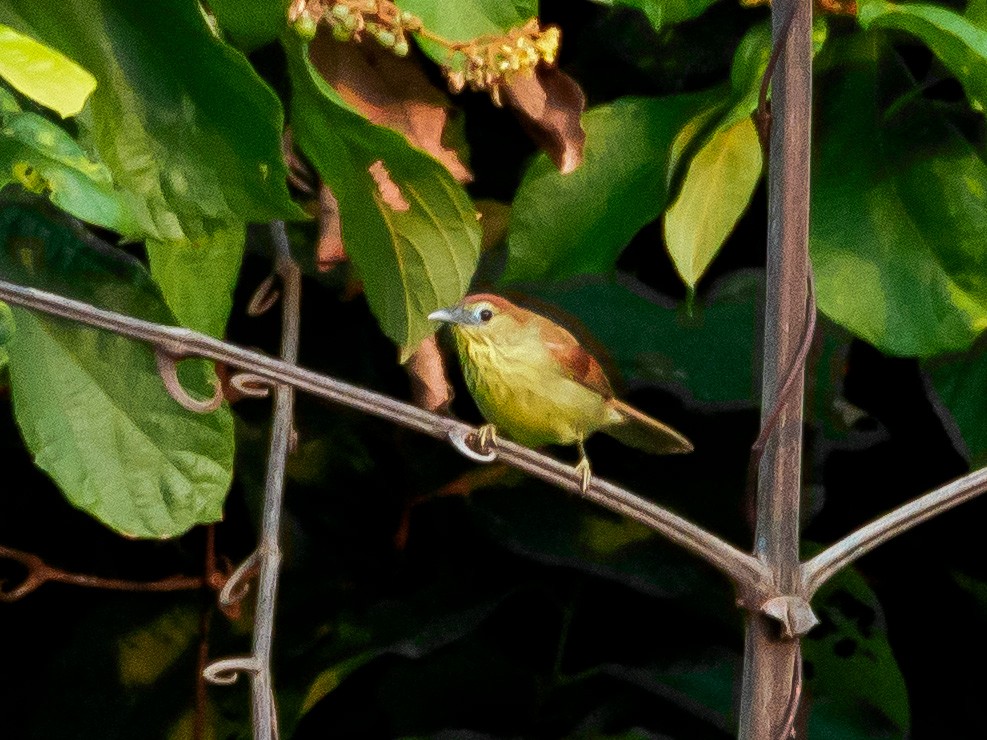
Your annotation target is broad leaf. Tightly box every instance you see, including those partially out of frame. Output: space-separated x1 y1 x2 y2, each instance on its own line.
927 336 987 468
859 0 987 114
811 36 987 356
664 116 762 288
604 0 721 33
395 0 538 61
504 94 710 284
805 560 911 737
286 38 481 359
0 106 152 238
208 0 287 50
146 226 245 338
0 205 234 538
527 273 759 406
0 0 303 242
0 23 96 117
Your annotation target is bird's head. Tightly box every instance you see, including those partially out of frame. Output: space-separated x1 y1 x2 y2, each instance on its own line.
427 294 522 339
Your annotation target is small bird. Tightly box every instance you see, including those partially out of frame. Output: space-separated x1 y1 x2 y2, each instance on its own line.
428 293 693 491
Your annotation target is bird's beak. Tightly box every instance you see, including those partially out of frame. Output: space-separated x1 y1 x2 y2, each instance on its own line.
428 306 467 325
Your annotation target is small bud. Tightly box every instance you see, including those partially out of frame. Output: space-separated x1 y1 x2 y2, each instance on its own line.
362 0 376 11
293 11 318 40
399 10 417 24
343 13 359 29
394 37 409 57
447 70 466 93
330 3 351 19
377 29 396 47
332 23 353 40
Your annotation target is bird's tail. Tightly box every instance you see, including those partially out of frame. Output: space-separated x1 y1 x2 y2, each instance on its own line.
602 399 693 455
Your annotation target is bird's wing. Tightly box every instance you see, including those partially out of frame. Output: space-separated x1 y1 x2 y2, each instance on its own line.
538 319 614 398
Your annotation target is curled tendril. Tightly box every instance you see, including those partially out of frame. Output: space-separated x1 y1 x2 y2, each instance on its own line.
448 427 497 463
203 656 262 685
230 372 274 399
247 274 281 317
155 350 224 413
219 551 259 607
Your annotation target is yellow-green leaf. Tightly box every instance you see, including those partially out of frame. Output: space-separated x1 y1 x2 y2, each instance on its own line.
0 23 96 117
664 116 762 288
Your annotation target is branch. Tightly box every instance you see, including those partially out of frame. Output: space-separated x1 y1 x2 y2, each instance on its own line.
801 466 987 598
0 277 773 602
0 544 203 601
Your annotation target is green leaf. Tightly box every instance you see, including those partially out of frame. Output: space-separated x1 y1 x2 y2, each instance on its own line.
859 0 987 114
664 115 762 288
811 36 987 356
146 226 245 338
396 0 537 61
0 23 96 117
208 0 287 50
0 0 304 243
0 205 234 538
606 0 721 33
504 94 711 284
0 109 152 238
286 38 481 358
927 336 987 468
0 299 14 370
805 559 910 737
527 273 759 405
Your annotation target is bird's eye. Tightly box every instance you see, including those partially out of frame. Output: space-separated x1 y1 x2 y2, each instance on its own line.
479 309 493 322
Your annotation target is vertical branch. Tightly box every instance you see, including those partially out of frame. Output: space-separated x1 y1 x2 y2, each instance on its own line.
249 222 301 740
738 0 813 734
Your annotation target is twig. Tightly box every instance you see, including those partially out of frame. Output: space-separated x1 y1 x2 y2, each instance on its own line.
203 222 300 740
801 466 987 598
0 544 203 601
0 277 773 603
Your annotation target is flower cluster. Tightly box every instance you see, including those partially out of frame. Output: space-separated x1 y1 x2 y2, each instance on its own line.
288 0 417 56
444 20 560 106
286 1 563 104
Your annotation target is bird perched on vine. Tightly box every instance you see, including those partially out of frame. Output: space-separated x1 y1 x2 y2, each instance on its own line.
428 294 693 491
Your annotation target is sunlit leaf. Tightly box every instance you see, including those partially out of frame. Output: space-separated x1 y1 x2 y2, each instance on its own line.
146 225 245 338
0 23 96 117
0 0 303 242
504 94 710 284
0 205 234 538
664 116 762 288
286 37 481 359
811 36 987 356
0 108 152 238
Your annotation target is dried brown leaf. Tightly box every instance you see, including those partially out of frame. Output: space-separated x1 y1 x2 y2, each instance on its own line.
406 334 453 413
309 30 473 183
316 183 347 272
504 66 586 174
368 159 410 211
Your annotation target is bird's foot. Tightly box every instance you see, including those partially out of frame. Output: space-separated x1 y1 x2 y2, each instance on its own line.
575 456 592 493
474 424 499 455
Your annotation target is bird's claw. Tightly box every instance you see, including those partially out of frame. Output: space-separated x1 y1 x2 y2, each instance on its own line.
475 424 499 454
448 426 497 463
575 456 592 493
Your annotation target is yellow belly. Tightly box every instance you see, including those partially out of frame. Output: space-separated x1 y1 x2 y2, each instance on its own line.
454 328 616 448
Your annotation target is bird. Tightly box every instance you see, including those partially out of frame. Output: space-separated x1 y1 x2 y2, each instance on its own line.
428 293 693 491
